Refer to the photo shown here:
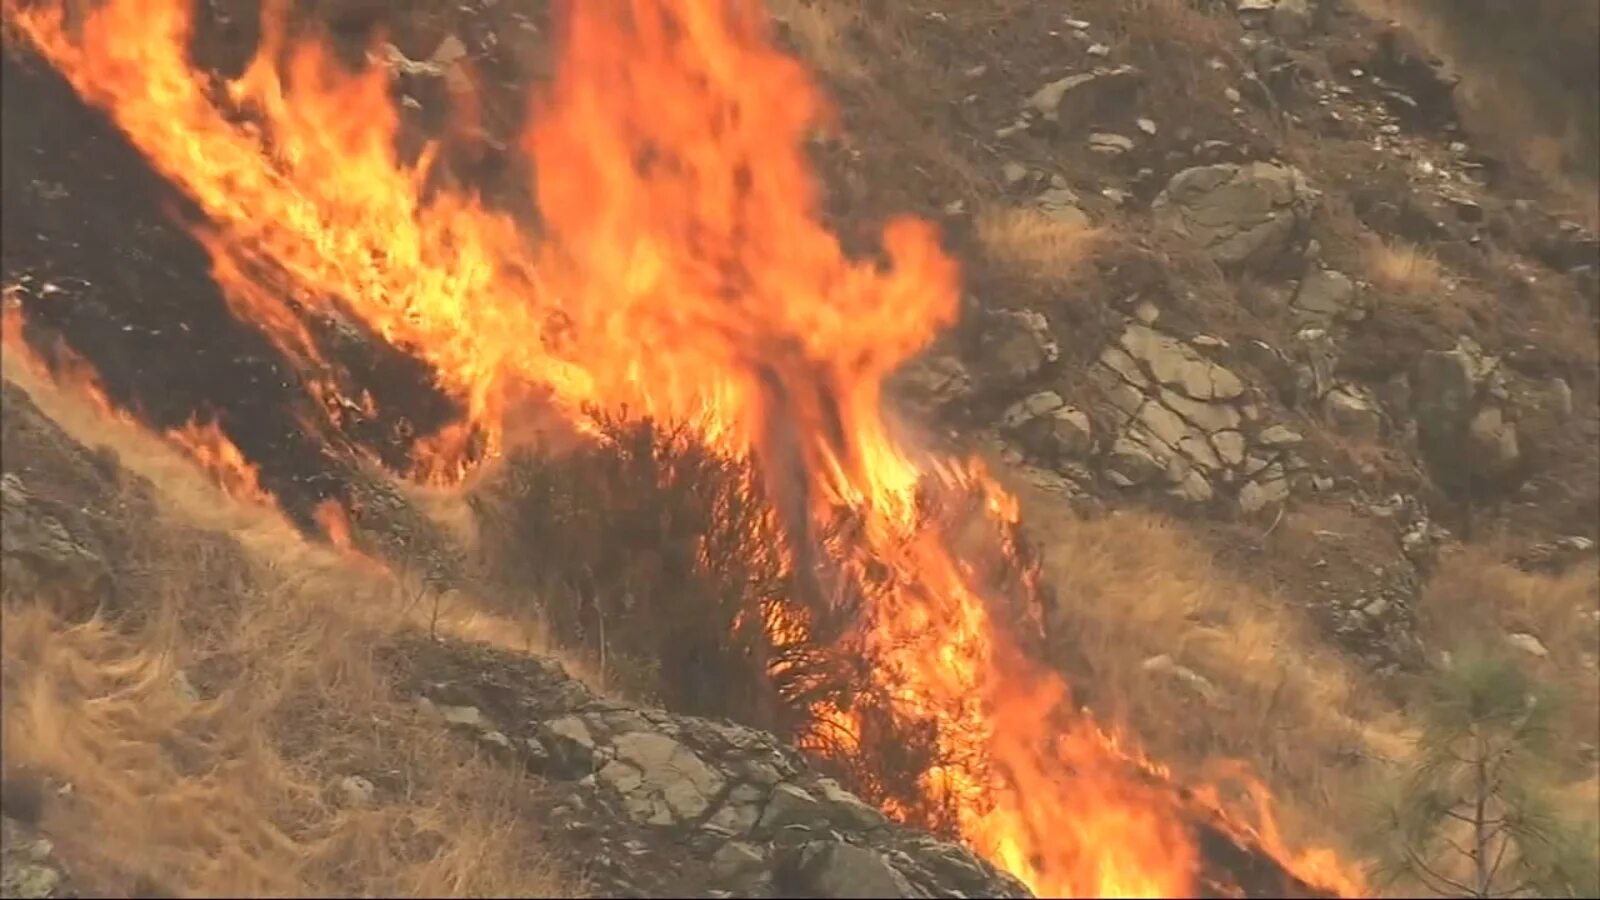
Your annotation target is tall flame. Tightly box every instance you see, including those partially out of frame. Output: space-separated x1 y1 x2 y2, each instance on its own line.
3 1 1365 896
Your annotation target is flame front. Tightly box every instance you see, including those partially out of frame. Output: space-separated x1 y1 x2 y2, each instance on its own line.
3 1 1365 896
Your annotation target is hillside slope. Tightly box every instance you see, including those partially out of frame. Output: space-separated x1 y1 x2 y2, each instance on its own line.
1 0 1596 897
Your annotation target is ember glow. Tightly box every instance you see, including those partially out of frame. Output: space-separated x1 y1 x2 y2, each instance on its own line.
4 1 1366 896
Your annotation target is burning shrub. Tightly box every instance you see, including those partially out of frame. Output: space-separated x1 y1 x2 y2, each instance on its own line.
467 414 983 830
469 415 837 734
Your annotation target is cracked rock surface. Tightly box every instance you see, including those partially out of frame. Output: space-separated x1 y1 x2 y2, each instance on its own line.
395 639 1031 899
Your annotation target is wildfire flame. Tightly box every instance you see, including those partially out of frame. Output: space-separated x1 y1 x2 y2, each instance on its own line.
165 417 272 505
3 1 1367 896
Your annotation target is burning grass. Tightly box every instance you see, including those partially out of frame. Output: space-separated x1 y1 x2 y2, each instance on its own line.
1 0 1375 894
1005 483 1400 876
0 366 573 898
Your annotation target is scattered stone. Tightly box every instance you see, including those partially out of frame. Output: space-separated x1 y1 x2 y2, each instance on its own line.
1170 469 1215 502
1292 267 1361 323
1089 132 1135 155
338 775 376 808
1239 469 1291 512
892 354 974 412
784 840 914 899
1034 187 1090 227
1465 406 1520 477
1001 392 1094 460
1026 65 1143 129
1106 437 1165 485
437 703 484 728
1257 424 1303 447
1151 163 1317 271
1142 655 1224 706
1323 386 1382 440
711 841 767 881
1136 117 1158 135
1505 632 1549 659
1212 430 1247 467
758 783 826 833
1547 378 1574 419
974 309 1059 388
1001 161 1029 186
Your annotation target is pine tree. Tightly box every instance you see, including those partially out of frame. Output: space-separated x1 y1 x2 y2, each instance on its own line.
1369 649 1600 898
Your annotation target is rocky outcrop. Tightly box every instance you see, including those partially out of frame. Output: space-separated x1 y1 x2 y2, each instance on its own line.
1152 163 1317 271
1085 324 1305 511
1291 266 1365 326
1411 338 1523 492
395 641 1031 899
1 816 72 899
1 381 135 617
971 307 1060 391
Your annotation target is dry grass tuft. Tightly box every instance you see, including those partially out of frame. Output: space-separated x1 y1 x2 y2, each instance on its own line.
0 362 574 898
1360 236 1445 297
974 205 1104 285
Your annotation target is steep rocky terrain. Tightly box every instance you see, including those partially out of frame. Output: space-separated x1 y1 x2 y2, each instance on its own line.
2 0 1597 897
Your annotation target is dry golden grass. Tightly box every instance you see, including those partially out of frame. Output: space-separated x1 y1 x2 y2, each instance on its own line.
764 0 865 81
1360 236 1445 297
0 360 577 898
1001 472 1410 862
974 205 1104 285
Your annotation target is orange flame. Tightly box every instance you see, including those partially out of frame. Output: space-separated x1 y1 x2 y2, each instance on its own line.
164 417 272 505
312 497 355 553
3 1 1367 896
2 289 132 424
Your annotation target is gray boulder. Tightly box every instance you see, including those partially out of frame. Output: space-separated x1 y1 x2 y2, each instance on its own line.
1152 163 1316 270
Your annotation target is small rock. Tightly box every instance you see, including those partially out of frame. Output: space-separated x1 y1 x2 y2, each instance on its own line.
1089 133 1135 155
787 841 913 899
710 840 768 880
1034 186 1090 227
1001 391 1094 460
1293 267 1359 322
1505 632 1549 659
1239 471 1291 512
1001 162 1029 186
1256 424 1303 447
1106 437 1165 485
1323 386 1382 440
1212 430 1247 466
1136 117 1158 135
1547 378 1573 418
1142 655 1224 706
1026 65 1143 128
1169 469 1215 502
975 308 1059 387
429 702 484 728
338 775 376 808
759 784 826 833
